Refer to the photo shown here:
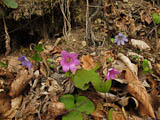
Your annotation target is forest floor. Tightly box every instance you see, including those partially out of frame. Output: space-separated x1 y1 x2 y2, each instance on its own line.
0 0 160 120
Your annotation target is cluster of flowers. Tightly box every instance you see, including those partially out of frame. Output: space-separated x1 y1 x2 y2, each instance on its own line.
18 32 126 79
18 50 119 80
60 50 119 80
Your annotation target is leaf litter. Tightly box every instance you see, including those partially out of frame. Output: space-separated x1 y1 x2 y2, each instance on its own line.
0 0 160 120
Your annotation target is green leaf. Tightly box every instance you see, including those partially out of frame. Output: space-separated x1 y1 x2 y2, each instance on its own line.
152 13 160 24
2 0 18 9
73 67 112 92
31 53 42 62
142 59 152 74
60 94 75 110
75 96 95 114
108 108 113 120
102 80 112 93
47 58 53 63
107 57 113 62
65 71 73 78
60 94 95 120
73 69 92 90
111 38 115 43
62 111 83 120
142 59 149 68
0 60 8 68
34 44 44 52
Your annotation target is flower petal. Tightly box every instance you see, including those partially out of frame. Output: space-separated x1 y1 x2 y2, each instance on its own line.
18 55 25 61
124 38 128 42
106 72 111 80
110 74 115 79
62 65 70 72
112 70 119 74
114 38 118 43
70 53 78 59
61 50 69 57
60 58 68 66
118 32 123 36
117 40 121 46
74 59 80 66
121 40 125 45
70 64 77 72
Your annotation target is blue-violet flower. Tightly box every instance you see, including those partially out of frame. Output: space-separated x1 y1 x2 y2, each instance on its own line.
18 55 32 69
114 32 128 46
107 68 119 80
60 50 80 73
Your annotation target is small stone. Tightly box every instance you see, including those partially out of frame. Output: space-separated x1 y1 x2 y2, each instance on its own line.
123 0 128 2
82 41 87 47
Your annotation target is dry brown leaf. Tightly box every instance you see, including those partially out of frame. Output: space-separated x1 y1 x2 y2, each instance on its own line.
0 93 11 116
112 110 125 120
131 39 151 50
118 53 138 75
91 102 104 118
3 96 22 119
118 97 139 109
0 68 14 79
50 46 61 55
145 16 152 24
129 18 137 37
40 63 48 77
158 107 160 119
81 55 97 70
8 56 22 73
9 70 33 98
154 63 160 75
48 96 66 119
125 68 155 119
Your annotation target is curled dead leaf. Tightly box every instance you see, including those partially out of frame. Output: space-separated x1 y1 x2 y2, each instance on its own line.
118 97 139 109
81 55 97 70
125 68 155 119
118 53 138 75
9 70 33 98
48 101 66 119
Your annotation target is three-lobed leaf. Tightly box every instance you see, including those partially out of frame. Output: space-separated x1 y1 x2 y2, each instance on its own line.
60 94 95 120
75 95 95 114
73 66 112 93
62 111 82 120
60 94 75 110
2 0 18 9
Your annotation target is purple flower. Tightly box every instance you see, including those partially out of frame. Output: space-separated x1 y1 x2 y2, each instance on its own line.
114 32 128 46
18 55 32 69
107 68 119 80
60 50 80 73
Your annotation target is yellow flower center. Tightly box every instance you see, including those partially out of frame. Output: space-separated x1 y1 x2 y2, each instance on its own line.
66 58 71 63
118 36 123 40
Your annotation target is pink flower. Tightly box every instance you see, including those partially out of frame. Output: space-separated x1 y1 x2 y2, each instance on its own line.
107 68 119 80
60 50 80 73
